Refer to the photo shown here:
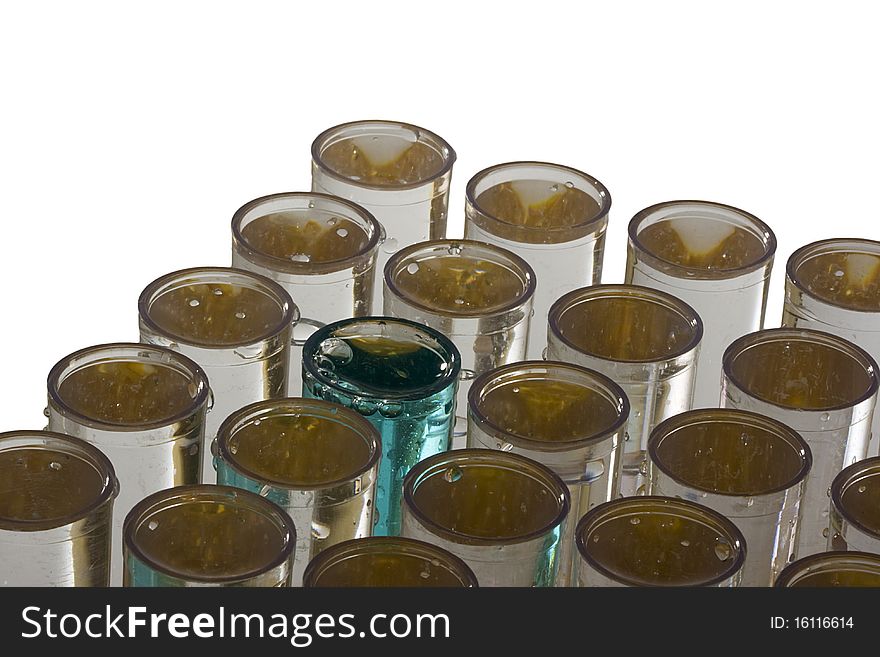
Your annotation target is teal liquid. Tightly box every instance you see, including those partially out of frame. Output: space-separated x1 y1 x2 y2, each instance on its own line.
303 330 457 537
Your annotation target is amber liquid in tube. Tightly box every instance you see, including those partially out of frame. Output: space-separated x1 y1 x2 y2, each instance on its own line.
57 361 197 425
636 220 767 271
475 181 601 244
793 251 880 312
319 138 445 186
146 283 287 347
240 212 372 266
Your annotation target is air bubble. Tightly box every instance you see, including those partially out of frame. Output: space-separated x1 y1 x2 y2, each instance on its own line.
235 311 246 319
148 520 159 531
680 539 690 547
858 484 867 493
49 461 62 471
443 466 463 483
629 517 641 525
454 298 465 305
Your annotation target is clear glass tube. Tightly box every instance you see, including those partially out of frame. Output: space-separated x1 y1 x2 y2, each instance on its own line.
0 430 118 587
774 551 880 587
139 267 296 483
231 192 382 395
783 238 880 457
647 409 811 586
466 360 628 585
721 328 878 557
215 398 381 586
626 200 776 407
384 239 535 443
829 457 880 554
302 317 459 537
400 448 570 587
574 496 746 587
46 343 210 585
465 161 611 360
311 120 456 314
302 537 478 588
123 484 294 587
546 284 702 496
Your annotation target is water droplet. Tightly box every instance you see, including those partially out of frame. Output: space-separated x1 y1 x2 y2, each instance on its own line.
213 288 223 296
443 466 463 483
308 200 316 209
454 298 465 305
234 311 246 319
430 559 440 567
549 184 559 192
564 181 574 189
382 237 399 254
746 497 755 507
229 443 238 455
188 444 199 456
714 541 732 561
49 461 62 471
148 520 159 531
311 522 330 540
419 569 430 579
680 539 690 547
406 262 420 275
629 517 641 525
353 398 378 416
319 338 353 363
336 228 349 238
290 253 311 263
858 484 867 493
379 402 403 418
822 527 829 538
820 412 830 422
42 407 50 418
447 245 462 256
834 270 844 278
188 299 200 307
253 419 261 426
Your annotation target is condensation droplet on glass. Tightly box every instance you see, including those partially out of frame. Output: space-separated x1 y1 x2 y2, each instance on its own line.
382 237 399 254
148 520 159 531
680 539 690 547
213 288 223 296
406 262 420 275
858 484 867 493
311 522 330 540
549 184 559 193
336 228 349 238
714 540 731 561
443 466 463 483
629 517 640 525
188 299 200 307
235 311 246 319
49 461 62 471
822 527 829 538
447 245 462 256
308 200 316 209
565 181 574 189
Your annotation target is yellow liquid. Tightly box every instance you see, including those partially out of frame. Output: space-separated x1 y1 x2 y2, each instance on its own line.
392 255 527 314
477 378 620 442
556 295 697 361
840 470 880 535
653 420 805 495
147 283 286 347
475 180 601 243
241 212 371 264
58 361 198 425
584 508 739 586
226 413 373 487
309 550 468 587
637 220 766 270
727 340 873 410
795 251 880 311
0 448 105 523
320 138 445 186
411 462 563 540
133 498 287 579
787 568 880 587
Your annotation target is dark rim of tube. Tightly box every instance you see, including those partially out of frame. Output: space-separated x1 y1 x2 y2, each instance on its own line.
466 161 611 240
787 237 880 313
628 200 777 279
648 408 812 497
722 328 880 412
138 266 298 349
402 448 570 546
830 456 880 539
123 484 295 584
302 537 479 588
774 551 880 587
47 342 210 432
302 316 461 402
311 119 456 191
468 360 630 452
216 398 381 491
385 239 537 319
231 192 383 275
575 496 747 588
548 284 703 364
0 430 118 532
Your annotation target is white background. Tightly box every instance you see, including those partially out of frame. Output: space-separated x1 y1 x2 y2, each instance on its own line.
0 1 877 430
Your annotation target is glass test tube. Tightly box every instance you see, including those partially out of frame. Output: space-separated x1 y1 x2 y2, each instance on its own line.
547 284 702 496
774 551 880 587
647 409 811 586
783 238 880 457
401 449 570 587
302 537 478 588
301 317 459 537
466 361 628 585
384 239 535 443
311 120 456 313
215 398 381 586
123 484 295 587
139 267 296 482
721 328 878 557
0 430 117 587
626 200 776 407
465 161 611 360
232 192 382 394
829 457 880 554
47 343 209 585
574 496 746 587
